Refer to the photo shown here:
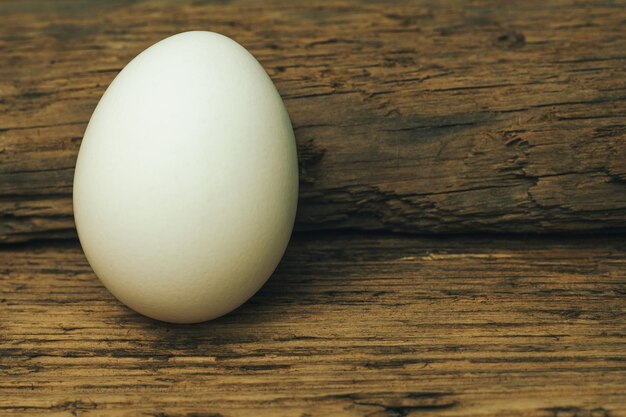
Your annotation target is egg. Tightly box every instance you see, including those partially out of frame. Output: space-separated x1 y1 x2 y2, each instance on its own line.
73 32 298 324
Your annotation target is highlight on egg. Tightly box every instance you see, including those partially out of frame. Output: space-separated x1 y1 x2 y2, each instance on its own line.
73 31 298 324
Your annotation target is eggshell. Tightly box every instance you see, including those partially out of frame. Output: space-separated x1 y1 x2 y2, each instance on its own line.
73 32 298 323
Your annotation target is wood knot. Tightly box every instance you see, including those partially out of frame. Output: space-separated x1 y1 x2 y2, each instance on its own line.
297 139 326 185
496 31 526 48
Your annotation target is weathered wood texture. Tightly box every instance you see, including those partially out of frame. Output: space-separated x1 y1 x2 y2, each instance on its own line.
1 0 626 242
1 235 625 416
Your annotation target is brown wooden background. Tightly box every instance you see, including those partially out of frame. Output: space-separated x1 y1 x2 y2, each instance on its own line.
1 0 626 242
1 1 625 416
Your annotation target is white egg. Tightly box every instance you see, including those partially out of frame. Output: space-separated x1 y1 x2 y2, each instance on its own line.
73 32 298 323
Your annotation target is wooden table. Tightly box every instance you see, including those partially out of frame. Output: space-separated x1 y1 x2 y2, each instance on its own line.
2 236 626 416
1 1 625 416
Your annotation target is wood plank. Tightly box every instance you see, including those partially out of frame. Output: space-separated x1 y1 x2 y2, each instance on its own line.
1 234 625 416
1 0 626 242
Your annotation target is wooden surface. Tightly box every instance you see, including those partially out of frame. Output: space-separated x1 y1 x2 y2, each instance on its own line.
2 2 625 415
1 234 625 416
2 0 626 242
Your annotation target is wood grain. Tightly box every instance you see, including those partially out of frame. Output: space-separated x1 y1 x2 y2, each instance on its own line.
1 234 625 416
1 0 626 242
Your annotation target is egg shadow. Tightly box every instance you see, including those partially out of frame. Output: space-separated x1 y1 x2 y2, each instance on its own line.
125 232 327 353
